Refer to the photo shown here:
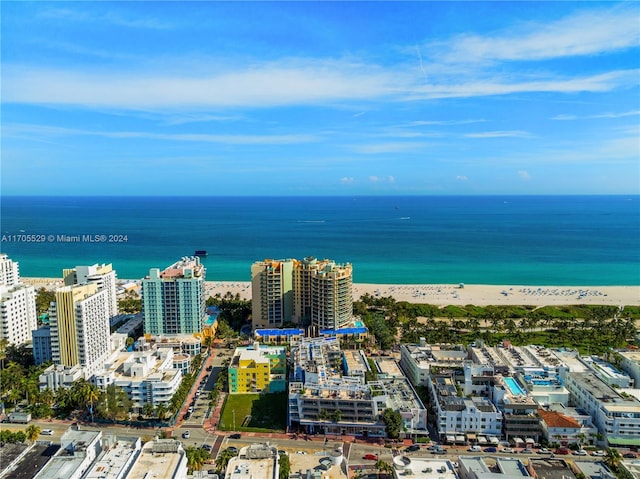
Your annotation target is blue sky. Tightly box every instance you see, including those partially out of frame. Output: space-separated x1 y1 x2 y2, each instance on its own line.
2 1 639 196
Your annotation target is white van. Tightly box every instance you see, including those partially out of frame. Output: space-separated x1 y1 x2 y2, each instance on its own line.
468 445 482 452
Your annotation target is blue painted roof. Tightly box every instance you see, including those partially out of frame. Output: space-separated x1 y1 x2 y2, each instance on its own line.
320 327 368 335
255 328 304 336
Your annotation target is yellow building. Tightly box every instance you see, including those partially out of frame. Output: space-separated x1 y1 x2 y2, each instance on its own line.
228 342 286 394
50 283 111 379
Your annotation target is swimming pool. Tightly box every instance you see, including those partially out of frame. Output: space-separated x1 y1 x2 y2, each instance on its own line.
504 376 526 396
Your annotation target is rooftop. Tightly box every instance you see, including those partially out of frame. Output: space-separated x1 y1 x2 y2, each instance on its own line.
127 440 186 479
538 409 581 429
84 437 141 479
392 456 456 479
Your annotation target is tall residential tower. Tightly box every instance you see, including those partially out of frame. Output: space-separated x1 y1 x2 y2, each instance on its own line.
0 254 37 346
251 256 353 330
63 263 118 318
142 257 206 335
50 283 111 379
251 259 294 330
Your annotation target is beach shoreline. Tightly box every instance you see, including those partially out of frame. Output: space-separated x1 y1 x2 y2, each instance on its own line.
21 277 640 307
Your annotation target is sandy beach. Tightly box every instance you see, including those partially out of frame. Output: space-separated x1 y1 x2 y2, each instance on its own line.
22 277 639 307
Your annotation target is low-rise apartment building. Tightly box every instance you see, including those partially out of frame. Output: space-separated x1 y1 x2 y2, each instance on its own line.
93 347 182 408
565 372 640 447
228 342 286 394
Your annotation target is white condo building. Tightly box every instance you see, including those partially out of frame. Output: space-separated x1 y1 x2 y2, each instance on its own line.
94 347 182 408
0 253 20 286
50 283 111 380
565 371 640 447
63 263 118 319
0 254 37 346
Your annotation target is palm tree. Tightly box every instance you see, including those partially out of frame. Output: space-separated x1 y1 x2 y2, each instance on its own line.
604 448 622 471
374 459 393 479
215 448 236 474
156 403 168 421
77 381 100 423
25 424 41 443
142 402 155 418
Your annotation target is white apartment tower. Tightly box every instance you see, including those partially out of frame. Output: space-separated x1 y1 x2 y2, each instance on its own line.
251 259 294 329
50 283 111 379
0 254 20 286
63 263 118 319
0 254 37 346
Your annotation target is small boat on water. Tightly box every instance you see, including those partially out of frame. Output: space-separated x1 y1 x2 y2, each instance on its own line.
194 250 207 257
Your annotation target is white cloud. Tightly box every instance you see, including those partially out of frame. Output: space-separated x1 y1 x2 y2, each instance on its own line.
340 177 354 184
369 176 395 183
2 123 319 145
456 175 468 181
435 8 639 64
518 170 531 180
465 131 530 139
349 142 429 154
551 110 640 121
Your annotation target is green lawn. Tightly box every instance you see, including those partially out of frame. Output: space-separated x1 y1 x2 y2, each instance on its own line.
219 392 287 433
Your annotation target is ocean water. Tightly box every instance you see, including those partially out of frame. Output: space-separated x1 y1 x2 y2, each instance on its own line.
1 195 639 285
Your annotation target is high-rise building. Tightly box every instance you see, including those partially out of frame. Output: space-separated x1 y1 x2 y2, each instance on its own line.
251 259 294 329
0 253 20 286
252 256 353 330
63 263 118 319
142 257 206 335
0 283 37 346
0 254 37 346
309 260 353 330
50 283 111 379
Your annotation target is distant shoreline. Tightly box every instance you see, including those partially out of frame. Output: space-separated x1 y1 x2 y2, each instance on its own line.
22 277 640 307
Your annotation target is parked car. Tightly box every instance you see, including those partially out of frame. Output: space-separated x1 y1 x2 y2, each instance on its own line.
623 453 637 459
227 446 238 454
591 450 605 457
537 448 552 454
406 444 420 452
501 447 514 453
229 433 241 439
295 450 307 455
484 447 497 453
521 448 533 454
573 450 588 456
432 449 447 455
41 429 53 435
182 430 190 439
363 454 378 460
555 448 570 455
201 444 212 451
278 450 287 456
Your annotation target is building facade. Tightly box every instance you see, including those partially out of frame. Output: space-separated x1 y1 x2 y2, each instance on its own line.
0 253 20 286
63 263 118 319
251 259 294 329
252 256 354 330
0 283 37 346
50 283 111 379
32 325 53 365
142 257 206 335
228 342 287 394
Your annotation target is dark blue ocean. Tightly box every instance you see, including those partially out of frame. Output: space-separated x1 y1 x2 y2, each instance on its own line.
1 196 639 285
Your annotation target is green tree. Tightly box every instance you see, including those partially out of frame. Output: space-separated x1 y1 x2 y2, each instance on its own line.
279 452 290 479
381 408 402 439
185 445 210 473
331 409 343 423
25 424 41 443
142 402 155 418
374 459 393 479
604 448 622 471
215 448 236 474
156 403 168 421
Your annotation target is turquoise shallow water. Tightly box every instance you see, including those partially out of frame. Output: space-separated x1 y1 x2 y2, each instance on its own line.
2 195 639 285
